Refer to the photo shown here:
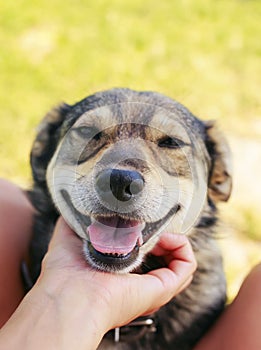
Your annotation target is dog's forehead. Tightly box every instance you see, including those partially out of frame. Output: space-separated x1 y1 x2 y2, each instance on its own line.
59 89 206 144
70 101 202 141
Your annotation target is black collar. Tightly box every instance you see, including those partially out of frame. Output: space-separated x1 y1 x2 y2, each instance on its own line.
107 315 157 343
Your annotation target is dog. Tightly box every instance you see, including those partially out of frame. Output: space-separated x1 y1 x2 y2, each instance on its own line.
27 88 232 349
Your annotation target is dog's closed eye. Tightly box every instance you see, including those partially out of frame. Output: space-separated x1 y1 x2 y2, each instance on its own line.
29 88 231 349
72 126 102 141
158 136 189 149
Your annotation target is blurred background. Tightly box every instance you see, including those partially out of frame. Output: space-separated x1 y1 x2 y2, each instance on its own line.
0 0 260 300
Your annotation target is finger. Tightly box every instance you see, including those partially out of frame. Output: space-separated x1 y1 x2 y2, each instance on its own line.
151 233 197 276
48 217 81 251
41 217 88 271
141 273 194 317
146 238 196 304
130 269 189 317
175 274 194 295
142 276 193 316
168 240 197 280
152 232 192 256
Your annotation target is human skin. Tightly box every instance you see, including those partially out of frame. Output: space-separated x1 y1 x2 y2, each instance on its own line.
0 179 34 327
194 263 261 350
0 179 260 350
0 180 196 349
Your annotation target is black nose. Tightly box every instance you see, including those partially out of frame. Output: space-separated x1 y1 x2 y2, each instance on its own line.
96 169 145 202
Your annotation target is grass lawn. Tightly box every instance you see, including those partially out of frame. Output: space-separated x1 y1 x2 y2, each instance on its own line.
0 0 260 298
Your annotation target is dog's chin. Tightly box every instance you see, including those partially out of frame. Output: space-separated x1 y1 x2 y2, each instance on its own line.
83 240 142 273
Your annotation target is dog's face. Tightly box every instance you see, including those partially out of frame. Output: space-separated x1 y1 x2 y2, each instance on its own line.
32 89 232 273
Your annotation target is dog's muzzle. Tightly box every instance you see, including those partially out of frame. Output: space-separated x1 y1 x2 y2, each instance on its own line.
85 168 146 261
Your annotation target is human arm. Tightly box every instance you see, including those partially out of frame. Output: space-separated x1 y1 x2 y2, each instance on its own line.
0 179 34 326
194 263 261 350
0 218 197 350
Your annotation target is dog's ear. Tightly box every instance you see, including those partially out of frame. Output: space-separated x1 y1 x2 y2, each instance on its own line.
205 121 232 202
30 103 71 184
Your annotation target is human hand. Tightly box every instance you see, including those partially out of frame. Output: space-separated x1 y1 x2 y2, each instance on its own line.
38 218 197 334
0 218 196 350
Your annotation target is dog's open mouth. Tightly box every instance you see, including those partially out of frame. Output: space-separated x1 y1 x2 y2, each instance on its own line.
61 189 181 271
87 216 145 256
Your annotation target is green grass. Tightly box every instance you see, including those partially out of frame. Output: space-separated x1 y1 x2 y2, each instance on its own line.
0 0 260 299
1 0 261 181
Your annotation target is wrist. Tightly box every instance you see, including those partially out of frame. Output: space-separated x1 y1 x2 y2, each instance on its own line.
0 281 107 350
33 281 107 350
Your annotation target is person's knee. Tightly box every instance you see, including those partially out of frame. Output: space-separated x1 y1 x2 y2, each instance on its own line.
238 262 261 300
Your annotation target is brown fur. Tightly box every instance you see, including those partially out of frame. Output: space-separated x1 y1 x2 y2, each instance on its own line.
28 88 232 349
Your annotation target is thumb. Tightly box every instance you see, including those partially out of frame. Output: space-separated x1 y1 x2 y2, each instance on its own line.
42 217 87 270
48 217 82 251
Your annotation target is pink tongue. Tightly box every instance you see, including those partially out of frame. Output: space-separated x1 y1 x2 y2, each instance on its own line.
87 217 143 255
